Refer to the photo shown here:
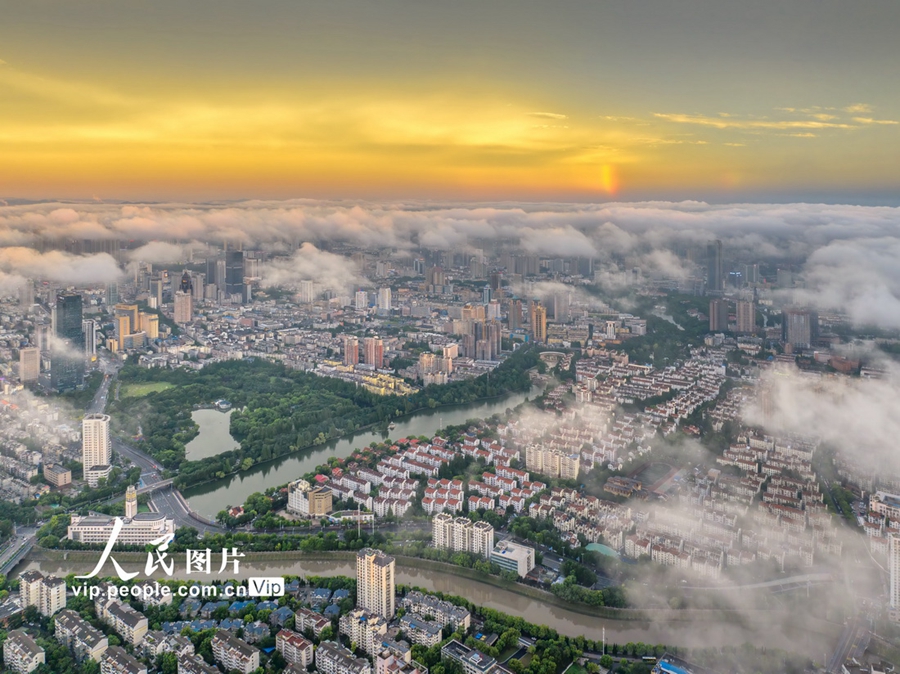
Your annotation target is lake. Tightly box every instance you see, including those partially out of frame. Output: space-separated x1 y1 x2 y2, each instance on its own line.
184 409 239 460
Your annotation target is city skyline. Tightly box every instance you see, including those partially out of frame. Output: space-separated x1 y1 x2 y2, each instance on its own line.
1 0 898 203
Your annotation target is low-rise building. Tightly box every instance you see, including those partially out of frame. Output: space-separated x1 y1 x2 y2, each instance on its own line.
316 640 372 674
55 609 109 662
490 541 535 578
67 512 176 546
211 630 259 674
276 629 314 669
3 630 45 674
100 645 148 674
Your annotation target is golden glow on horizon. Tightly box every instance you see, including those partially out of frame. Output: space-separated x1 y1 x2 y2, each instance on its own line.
0 58 896 200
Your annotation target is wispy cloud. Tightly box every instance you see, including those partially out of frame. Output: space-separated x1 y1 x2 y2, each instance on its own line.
654 112 854 130
853 117 899 125
528 112 568 120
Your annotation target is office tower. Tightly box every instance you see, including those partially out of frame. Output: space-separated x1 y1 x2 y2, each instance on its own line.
343 336 359 366
115 304 139 334
82 319 98 356
225 250 244 297
736 300 756 334
489 272 502 291
35 323 51 353
19 280 34 310
215 259 227 290
776 269 793 288
244 256 260 278
742 263 760 285
51 292 85 392
709 299 729 332
377 287 392 313
149 277 164 308
508 298 522 331
179 270 193 294
355 290 368 311
191 272 205 301
426 266 444 287
174 291 193 324
298 280 315 304
125 485 138 519
116 315 131 350
782 308 818 349
364 337 384 368
552 292 570 323
890 534 900 618
82 414 112 487
140 312 159 339
105 282 119 306
482 286 492 305
206 256 220 288
486 299 501 320
706 240 724 295
532 304 547 343
19 347 40 383
356 548 395 619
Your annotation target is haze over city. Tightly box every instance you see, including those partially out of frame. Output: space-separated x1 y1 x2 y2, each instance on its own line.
0 2 898 674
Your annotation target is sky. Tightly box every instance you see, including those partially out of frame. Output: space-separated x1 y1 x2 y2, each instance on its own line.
1 0 899 203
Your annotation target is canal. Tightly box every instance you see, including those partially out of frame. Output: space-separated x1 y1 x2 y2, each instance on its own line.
12 555 835 655
182 386 541 518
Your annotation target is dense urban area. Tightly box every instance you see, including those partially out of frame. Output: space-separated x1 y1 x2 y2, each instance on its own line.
0 235 896 674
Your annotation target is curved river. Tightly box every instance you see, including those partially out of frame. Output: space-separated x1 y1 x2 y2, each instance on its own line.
183 386 541 518
13 556 834 654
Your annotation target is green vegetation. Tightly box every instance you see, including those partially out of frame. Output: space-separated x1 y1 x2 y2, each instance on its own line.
108 347 540 490
56 370 104 410
120 381 174 398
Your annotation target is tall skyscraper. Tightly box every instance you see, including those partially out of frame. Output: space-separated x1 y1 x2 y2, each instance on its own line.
736 300 756 334
508 298 522 331
364 337 384 368
82 414 112 487
890 534 900 619
356 548 395 619
742 263 760 286
174 291 193 324
225 250 244 298
709 299 729 332
82 319 98 356
482 285 492 305
343 335 359 366
706 240 724 295
51 292 85 392
532 303 547 343
782 308 818 349
552 292 570 323
299 280 315 304
377 287 392 313
105 282 119 306
19 347 40 383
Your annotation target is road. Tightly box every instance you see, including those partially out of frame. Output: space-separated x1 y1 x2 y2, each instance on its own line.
0 527 38 575
826 617 868 673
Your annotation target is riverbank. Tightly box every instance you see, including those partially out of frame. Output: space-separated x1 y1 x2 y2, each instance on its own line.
21 546 840 646
182 384 542 518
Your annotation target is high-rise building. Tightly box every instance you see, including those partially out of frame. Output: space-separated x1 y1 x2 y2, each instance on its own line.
532 304 547 343
298 280 315 304
19 571 66 617
51 292 85 392
139 312 159 339
105 283 119 307
19 280 34 311
432 514 494 558
706 240 724 295
364 337 384 369
191 272 206 301
356 548 395 619
890 534 900 619
776 269 793 288
225 250 244 298
736 300 756 334
82 319 98 356
552 293 570 323
508 298 522 331
709 299 729 332
174 291 193 324
355 290 368 311
19 347 40 383
82 414 112 487
343 336 359 366
482 286 492 305
742 263 760 285
125 485 138 519
377 287 392 313
115 304 139 335
782 308 818 349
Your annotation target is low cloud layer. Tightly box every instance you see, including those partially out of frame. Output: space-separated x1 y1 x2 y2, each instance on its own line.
0 199 899 326
260 242 365 295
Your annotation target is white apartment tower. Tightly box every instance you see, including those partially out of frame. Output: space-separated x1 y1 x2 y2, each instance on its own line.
356 548 395 619
83 414 112 487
